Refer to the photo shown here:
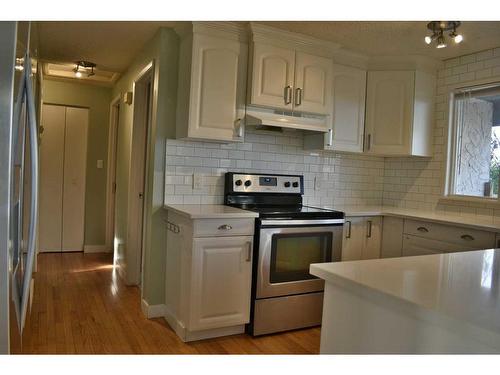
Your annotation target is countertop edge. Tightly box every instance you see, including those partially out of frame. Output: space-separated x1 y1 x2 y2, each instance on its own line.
163 204 259 219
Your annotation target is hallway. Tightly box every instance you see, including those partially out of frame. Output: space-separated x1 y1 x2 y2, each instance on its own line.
22 253 321 354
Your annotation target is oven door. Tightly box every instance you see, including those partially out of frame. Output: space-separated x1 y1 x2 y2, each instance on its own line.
256 219 343 299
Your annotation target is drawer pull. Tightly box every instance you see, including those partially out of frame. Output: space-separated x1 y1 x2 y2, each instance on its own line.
461 234 474 241
417 226 429 233
246 242 252 262
345 221 352 239
218 224 233 231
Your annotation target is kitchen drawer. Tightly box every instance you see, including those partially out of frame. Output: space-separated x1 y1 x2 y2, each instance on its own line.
403 219 495 249
193 218 255 237
402 234 474 257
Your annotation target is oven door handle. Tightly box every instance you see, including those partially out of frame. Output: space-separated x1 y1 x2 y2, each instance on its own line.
260 219 345 226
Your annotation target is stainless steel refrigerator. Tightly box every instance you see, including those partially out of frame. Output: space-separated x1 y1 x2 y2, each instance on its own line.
0 21 40 354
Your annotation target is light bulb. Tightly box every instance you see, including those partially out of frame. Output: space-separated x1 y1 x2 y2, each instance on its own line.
454 34 463 43
424 36 432 44
75 71 82 78
436 35 447 49
437 42 447 49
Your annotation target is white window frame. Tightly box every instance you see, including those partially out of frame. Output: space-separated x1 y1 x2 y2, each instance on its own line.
445 80 500 204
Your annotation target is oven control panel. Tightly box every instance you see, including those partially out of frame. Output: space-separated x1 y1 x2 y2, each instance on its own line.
228 173 303 194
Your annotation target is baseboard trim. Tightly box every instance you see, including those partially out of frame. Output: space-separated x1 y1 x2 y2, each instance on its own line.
83 245 112 253
141 299 166 318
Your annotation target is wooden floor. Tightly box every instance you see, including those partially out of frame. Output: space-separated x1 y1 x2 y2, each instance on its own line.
22 253 320 354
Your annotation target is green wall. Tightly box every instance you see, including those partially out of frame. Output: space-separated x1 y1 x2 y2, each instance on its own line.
43 79 112 246
111 27 178 302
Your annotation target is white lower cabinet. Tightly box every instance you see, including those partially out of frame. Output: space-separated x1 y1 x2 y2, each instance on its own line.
164 211 254 342
190 236 253 331
341 216 382 261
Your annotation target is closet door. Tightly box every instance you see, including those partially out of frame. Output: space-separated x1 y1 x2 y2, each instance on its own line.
39 104 65 252
62 107 88 252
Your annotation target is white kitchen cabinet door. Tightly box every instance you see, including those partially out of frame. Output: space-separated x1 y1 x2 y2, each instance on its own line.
190 236 253 331
341 217 365 261
294 52 333 115
250 42 295 110
361 217 382 260
402 235 455 257
365 71 415 155
330 64 366 152
184 33 247 142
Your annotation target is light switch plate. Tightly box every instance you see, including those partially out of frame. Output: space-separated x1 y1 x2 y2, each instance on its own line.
97 160 103 169
193 173 203 189
314 176 321 191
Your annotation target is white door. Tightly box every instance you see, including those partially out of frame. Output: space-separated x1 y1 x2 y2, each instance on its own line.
361 217 382 260
365 71 415 155
39 104 88 252
250 42 295 110
187 33 247 142
190 236 253 331
294 52 332 115
341 217 365 261
39 105 65 252
62 107 88 252
331 64 366 153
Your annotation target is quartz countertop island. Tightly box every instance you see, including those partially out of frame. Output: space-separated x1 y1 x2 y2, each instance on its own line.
310 249 500 354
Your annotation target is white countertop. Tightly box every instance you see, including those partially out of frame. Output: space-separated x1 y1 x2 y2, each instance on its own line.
311 249 500 338
164 204 259 219
328 205 500 233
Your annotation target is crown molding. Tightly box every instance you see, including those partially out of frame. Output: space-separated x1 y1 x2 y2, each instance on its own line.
249 22 341 58
174 21 248 43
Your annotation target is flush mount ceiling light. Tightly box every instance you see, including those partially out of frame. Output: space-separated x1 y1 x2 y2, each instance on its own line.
424 21 463 49
73 60 96 78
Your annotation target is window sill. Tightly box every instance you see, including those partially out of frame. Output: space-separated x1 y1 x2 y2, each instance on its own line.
439 195 500 207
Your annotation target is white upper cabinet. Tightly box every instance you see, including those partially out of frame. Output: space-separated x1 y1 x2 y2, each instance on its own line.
176 23 248 142
330 64 366 152
294 52 333 115
249 41 333 115
365 70 435 156
250 43 295 110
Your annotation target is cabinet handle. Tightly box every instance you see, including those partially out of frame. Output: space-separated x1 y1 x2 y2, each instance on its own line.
345 220 352 239
417 226 429 233
284 85 292 105
366 134 371 151
167 221 180 233
461 234 474 241
295 87 302 106
235 118 244 138
327 128 333 147
246 242 252 262
218 224 232 231
366 220 372 238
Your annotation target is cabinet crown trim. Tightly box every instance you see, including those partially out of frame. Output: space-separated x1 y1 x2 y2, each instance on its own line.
250 22 341 57
175 22 249 42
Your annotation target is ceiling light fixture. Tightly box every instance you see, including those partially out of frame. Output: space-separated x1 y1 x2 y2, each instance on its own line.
73 60 97 78
424 21 463 49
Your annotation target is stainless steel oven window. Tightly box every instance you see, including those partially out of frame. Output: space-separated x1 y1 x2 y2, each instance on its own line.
269 232 332 283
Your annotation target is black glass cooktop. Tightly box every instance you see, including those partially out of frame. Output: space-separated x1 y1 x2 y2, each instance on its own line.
228 204 344 219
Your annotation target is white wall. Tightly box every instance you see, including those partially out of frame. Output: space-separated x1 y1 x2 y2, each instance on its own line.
165 128 385 208
383 46 500 224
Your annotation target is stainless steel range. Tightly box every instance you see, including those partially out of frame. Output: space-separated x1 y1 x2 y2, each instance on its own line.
224 172 344 336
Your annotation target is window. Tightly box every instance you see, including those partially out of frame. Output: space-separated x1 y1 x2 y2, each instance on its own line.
448 82 500 200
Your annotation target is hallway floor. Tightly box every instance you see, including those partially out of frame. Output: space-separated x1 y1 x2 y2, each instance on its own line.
22 253 320 354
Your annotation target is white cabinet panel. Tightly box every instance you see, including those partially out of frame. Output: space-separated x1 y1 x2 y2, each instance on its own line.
250 42 295 110
402 235 462 257
362 217 382 260
176 28 247 142
190 236 253 330
341 217 365 261
365 71 414 155
294 52 332 115
381 216 404 258
331 64 366 152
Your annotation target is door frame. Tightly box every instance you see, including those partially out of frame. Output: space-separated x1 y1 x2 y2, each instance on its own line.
125 61 154 285
105 94 121 253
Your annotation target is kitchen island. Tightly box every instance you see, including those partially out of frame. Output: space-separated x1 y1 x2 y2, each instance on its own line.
310 249 500 354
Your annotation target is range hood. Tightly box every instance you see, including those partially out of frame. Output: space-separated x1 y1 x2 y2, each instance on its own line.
245 106 329 133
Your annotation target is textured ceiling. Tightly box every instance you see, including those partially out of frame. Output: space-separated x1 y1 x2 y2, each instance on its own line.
37 21 500 75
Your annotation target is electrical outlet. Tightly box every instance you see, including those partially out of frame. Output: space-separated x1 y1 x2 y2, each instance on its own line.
97 159 104 169
314 176 321 191
193 173 203 189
